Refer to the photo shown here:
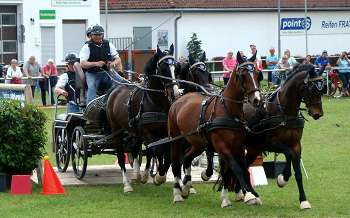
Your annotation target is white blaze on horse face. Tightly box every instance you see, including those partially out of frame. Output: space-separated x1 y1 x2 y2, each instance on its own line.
170 65 180 97
249 71 261 102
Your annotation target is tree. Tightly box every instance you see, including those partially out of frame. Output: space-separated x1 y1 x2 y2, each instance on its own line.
186 33 203 62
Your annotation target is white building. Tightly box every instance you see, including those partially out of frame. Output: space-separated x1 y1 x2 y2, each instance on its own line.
0 0 100 65
101 1 350 60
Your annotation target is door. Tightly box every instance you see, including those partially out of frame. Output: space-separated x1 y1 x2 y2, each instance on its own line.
41 27 55 65
62 20 86 57
133 27 152 50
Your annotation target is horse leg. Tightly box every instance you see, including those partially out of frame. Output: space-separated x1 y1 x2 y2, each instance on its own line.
154 143 168 186
220 157 232 208
181 147 202 198
171 142 184 203
221 154 258 206
131 142 142 183
117 147 133 193
291 149 311 210
141 147 152 184
201 148 214 181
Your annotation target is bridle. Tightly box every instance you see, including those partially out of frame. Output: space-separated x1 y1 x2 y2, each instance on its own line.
300 75 324 108
235 62 261 96
187 62 208 84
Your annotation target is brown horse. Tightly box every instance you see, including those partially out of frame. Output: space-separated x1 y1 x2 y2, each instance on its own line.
106 45 180 193
167 52 262 208
241 64 324 209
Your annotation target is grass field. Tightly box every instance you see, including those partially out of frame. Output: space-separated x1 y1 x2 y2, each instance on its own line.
0 97 349 217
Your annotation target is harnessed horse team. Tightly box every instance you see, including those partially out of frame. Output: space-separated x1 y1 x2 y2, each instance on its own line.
86 44 325 210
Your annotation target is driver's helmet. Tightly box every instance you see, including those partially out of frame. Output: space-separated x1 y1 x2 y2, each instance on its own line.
86 26 92 37
90 24 104 36
65 52 78 64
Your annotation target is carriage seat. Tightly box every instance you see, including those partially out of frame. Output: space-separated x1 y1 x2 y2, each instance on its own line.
56 114 68 121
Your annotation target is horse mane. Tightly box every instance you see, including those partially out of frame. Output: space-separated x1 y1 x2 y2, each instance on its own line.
284 63 316 84
144 55 158 77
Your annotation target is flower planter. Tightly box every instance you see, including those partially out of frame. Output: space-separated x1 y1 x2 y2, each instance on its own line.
262 161 287 178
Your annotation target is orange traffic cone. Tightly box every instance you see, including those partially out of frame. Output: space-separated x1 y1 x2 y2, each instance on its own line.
115 153 130 165
41 156 65 195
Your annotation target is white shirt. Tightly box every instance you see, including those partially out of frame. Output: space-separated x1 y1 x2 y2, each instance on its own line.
79 42 119 62
6 66 23 78
56 73 69 88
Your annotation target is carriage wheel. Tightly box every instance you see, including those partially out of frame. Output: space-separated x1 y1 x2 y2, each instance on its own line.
71 126 88 179
55 128 70 172
149 157 159 178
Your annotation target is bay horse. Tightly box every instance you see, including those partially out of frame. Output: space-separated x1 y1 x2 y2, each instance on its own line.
141 51 213 185
241 64 324 210
106 44 180 193
167 52 262 208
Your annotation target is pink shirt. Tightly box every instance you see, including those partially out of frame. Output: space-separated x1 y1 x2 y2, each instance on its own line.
42 64 58 76
222 57 237 78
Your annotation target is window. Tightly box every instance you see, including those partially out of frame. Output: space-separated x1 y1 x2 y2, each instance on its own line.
2 41 17 53
2 14 16 26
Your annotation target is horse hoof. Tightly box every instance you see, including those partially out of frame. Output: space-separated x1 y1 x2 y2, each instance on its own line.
190 187 197 194
154 174 166 186
181 184 191 199
300 201 311 210
201 170 210 181
173 195 184 203
140 172 149 184
277 174 288 188
221 199 232 208
124 185 134 193
135 173 142 183
235 189 244 202
255 197 263 205
244 192 257 205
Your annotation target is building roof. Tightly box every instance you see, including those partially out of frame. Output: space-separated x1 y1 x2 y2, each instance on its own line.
101 0 350 11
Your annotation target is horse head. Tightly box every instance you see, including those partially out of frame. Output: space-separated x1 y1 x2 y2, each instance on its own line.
145 44 180 101
235 51 262 106
295 64 324 120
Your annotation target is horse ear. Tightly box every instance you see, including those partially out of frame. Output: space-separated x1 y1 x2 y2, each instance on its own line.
169 44 174 55
157 45 162 55
200 52 206 62
248 51 257 62
236 51 245 65
188 54 195 65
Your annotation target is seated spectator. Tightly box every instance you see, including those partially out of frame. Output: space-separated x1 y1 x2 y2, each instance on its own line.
222 49 237 85
273 55 290 86
336 51 350 97
315 50 331 76
303 55 313 65
266 47 278 87
42 59 58 105
282 49 297 67
6 59 22 84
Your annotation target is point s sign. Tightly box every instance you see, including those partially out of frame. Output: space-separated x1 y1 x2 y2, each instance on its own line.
281 17 311 31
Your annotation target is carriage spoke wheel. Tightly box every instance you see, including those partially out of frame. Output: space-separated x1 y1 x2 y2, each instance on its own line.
71 126 88 179
55 128 70 172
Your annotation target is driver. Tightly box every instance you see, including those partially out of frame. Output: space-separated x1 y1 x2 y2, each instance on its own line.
79 24 122 103
54 53 81 113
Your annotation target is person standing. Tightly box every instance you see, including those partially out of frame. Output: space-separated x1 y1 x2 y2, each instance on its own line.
336 51 350 97
266 47 278 87
6 59 23 84
222 49 237 85
42 59 58 105
79 24 122 103
23 56 42 99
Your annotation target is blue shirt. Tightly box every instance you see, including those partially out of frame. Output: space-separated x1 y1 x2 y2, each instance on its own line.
338 59 350 73
266 55 278 70
315 56 329 67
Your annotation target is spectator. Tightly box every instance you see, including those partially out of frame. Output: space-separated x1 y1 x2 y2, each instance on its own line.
23 56 41 99
249 44 263 70
6 59 23 84
42 59 58 105
222 49 237 85
315 50 331 76
0 64 4 83
178 56 186 64
273 55 290 86
336 51 350 97
55 53 81 113
303 55 313 65
283 49 297 66
266 47 278 87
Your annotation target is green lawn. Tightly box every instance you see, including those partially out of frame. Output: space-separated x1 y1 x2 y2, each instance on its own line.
0 97 349 217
